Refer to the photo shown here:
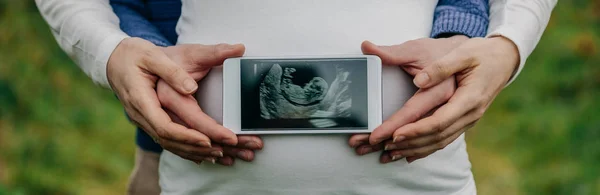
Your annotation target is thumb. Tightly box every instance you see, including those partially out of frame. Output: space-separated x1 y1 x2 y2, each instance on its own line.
413 49 473 88
187 43 246 68
361 41 416 65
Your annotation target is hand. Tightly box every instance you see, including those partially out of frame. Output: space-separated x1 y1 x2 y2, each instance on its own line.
157 44 263 165
348 36 468 163
107 38 241 165
383 37 519 163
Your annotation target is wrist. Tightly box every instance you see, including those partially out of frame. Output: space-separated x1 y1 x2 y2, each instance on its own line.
489 36 520 73
447 35 469 44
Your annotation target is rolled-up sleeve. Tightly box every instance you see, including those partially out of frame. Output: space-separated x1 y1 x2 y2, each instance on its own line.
487 0 557 86
36 0 130 89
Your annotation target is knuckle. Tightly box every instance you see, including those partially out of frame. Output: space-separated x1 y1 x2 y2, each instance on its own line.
405 141 419 148
157 91 175 107
165 66 182 79
434 121 448 133
155 126 170 138
442 88 455 101
140 48 162 64
211 44 223 58
434 133 445 142
130 95 147 112
433 64 449 76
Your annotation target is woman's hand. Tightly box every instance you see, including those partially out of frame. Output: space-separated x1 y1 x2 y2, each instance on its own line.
157 44 263 166
107 38 223 155
383 37 519 163
348 37 466 163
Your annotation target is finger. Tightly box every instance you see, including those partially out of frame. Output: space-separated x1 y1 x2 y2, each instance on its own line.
413 48 475 88
169 149 216 165
186 43 246 67
130 84 215 147
217 156 235 166
384 110 478 151
361 41 416 65
141 47 198 94
370 78 455 145
391 87 478 141
125 107 159 139
348 134 370 148
162 140 223 157
237 135 264 150
165 109 212 147
355 142 384 156
223 147 255 162
157 80 238 146
389 125 466 163
379 151 407 164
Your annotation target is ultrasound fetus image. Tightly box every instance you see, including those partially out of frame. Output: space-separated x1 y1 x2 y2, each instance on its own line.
239 58 368 131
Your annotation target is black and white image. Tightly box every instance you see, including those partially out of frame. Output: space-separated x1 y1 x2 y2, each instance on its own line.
240 58 368 131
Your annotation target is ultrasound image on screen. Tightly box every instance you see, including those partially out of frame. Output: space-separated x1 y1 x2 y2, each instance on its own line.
240 58 368 131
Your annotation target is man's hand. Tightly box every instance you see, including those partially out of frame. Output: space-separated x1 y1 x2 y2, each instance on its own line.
348 36 468 163
383 37 519 163
157 44 264 165
106 38 242 165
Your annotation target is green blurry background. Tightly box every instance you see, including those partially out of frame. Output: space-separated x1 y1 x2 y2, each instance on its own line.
0 1 598 194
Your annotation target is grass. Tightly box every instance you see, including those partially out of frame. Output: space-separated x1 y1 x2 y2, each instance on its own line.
0 0 599 194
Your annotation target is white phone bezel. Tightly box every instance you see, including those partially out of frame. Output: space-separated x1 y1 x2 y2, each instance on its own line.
222 55 382 134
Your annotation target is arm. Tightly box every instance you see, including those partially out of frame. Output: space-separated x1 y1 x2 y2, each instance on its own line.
110 0 264 165
371 1 557 163
36 0 243 164
487 0 558 85
35 0 129 88
351 0 491 160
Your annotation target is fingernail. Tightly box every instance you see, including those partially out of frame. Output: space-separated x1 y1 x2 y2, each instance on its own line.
413 73 429 87
393 136 405 143
210 151 223 157
183 78 198 93
199 141 212 148
384 144 397 151
391 154 403 161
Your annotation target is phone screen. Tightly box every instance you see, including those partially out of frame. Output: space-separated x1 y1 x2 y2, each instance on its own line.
239 58 369 131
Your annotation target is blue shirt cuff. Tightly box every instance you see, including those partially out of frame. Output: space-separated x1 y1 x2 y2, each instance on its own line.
431 10 489 38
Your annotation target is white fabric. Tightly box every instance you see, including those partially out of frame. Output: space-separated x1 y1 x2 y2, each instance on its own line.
35 0 129 89
487 0 558 85
36 0 557 90
160 1 467 195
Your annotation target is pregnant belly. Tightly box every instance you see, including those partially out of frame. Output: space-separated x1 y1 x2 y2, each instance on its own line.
158 65 471 194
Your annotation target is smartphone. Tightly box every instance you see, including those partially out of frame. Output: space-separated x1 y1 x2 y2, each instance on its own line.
222 55 382 134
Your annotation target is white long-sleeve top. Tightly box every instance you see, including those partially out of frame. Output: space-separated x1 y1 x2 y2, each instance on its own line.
35 0 129 88
35 0 557 89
